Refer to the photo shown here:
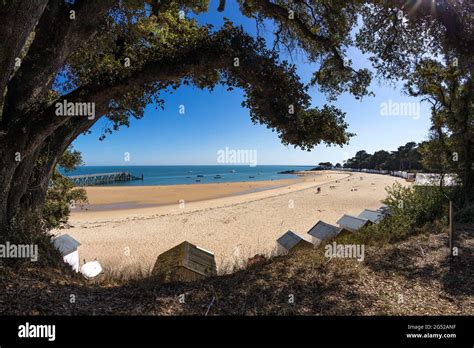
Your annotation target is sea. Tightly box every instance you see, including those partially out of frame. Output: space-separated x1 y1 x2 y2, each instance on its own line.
61 165 314 186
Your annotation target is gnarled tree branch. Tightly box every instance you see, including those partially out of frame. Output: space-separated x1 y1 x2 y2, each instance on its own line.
3 0 116 122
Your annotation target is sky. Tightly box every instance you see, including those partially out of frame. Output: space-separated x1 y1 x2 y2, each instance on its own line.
72 0 432 166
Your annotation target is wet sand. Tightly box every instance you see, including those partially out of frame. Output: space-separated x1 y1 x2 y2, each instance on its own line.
74 177 302 212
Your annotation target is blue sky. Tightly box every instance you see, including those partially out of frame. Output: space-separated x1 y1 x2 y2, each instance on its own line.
72 0 432 166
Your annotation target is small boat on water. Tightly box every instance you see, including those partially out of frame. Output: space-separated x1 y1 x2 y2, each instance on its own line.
197 175 204 177
249 176 255 178
230 170 236 173
214 175 222 179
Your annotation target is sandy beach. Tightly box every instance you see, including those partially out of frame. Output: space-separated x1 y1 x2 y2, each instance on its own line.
73 177 303 213
61 171 408 273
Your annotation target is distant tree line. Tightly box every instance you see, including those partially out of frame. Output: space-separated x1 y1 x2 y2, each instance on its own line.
318 162 335 168
343 141 425 172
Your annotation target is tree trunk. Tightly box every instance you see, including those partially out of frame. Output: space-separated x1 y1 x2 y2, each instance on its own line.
462 155 473 204
0 137 44 242
0 1 48 107
0 114 99 244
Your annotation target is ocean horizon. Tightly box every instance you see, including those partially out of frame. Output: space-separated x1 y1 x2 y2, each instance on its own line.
62 165 315 186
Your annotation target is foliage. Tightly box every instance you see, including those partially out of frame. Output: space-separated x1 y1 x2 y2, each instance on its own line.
338 182 448 246
404 58 474 203
355 0 473 204
418 137 451 174
42 148 87 229
57 147 83 172
455 203 474 223
384 183 447 227
343 141 423 171
62 12 355 149
1 0 473 242
238 0 372 100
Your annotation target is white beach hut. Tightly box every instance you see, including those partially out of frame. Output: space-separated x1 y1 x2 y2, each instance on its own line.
415 173 459 187
276 230 313 254
336 214 371 232
52 234 81 272
307 221 342 246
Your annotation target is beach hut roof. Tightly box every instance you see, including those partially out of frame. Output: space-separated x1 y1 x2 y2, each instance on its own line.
376 205 393 217
307 221 341 240
358 209 384 223
52 234 81 256
276 230 307 251
336 214 370 231
152 241 217 278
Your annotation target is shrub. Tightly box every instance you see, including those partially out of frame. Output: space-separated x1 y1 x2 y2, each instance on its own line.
384 182 447 227
338 182 448 246
454 202 474 223
43 170 88 229
43 146 87 229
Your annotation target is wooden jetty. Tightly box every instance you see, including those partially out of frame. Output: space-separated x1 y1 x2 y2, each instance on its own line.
67 172 143 186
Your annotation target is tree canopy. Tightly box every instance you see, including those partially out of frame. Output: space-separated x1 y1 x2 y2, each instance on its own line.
0 0 472 241
343 141 424 171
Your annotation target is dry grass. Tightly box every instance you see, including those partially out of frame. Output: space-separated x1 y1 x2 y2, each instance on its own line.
99 263 153 285
0 224 472 315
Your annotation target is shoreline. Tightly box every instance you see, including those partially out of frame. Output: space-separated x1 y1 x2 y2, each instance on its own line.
68 171 353 222
72 176 306 213
62 171 409 272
